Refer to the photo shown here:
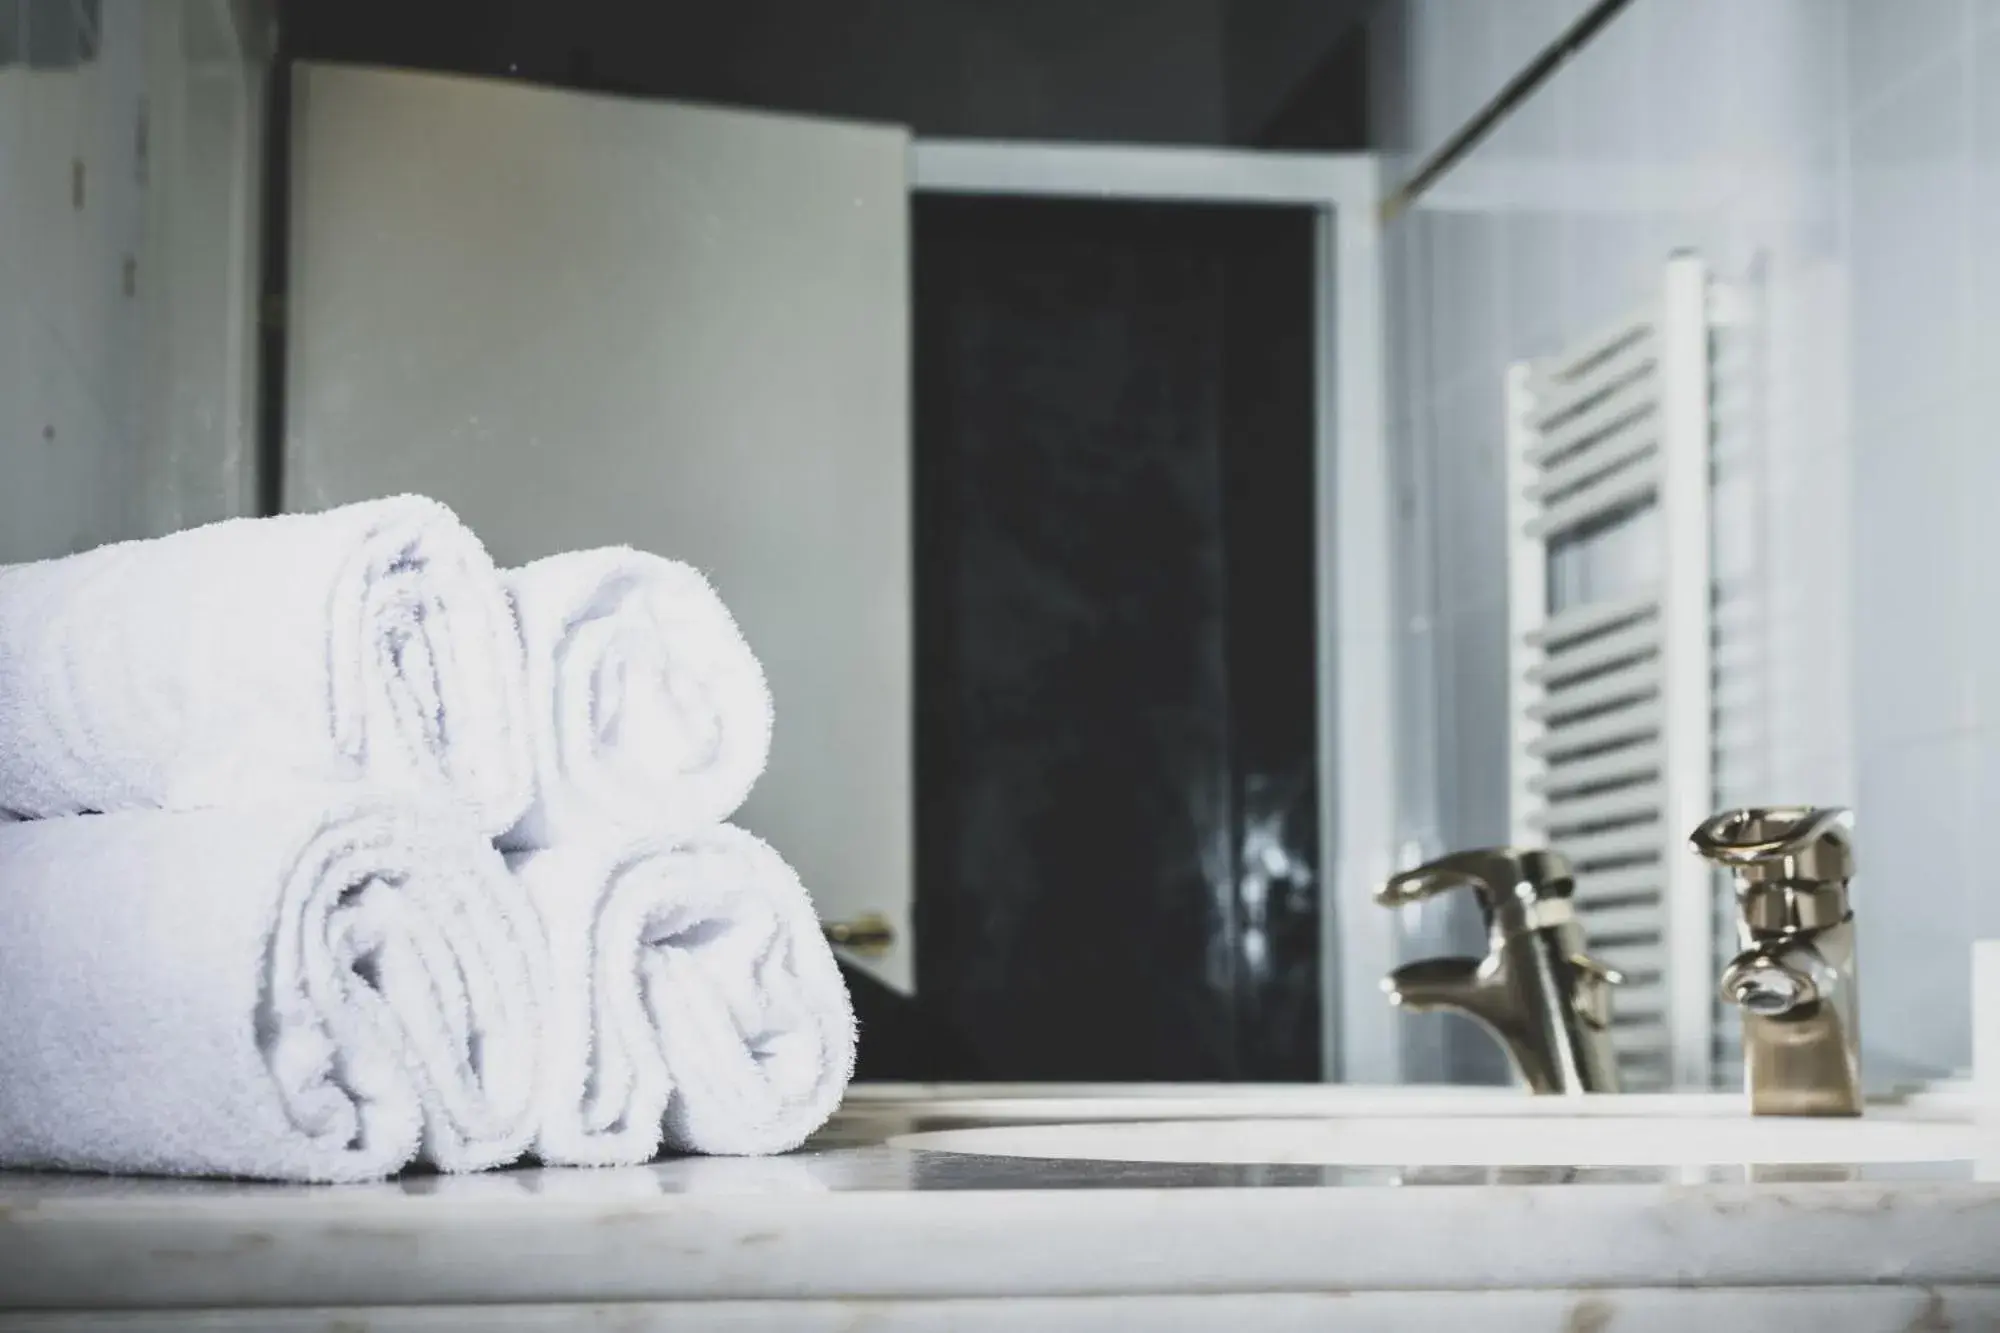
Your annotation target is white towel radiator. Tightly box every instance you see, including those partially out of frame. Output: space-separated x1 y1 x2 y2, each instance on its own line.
1504 254 1721 1092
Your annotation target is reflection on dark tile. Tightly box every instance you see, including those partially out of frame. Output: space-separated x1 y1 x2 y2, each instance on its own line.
912 196 1319 1082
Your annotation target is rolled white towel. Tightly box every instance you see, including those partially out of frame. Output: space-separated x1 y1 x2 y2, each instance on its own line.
515 824 854 1164
500 549 772 852
0 495 532 836
0 798 545 1182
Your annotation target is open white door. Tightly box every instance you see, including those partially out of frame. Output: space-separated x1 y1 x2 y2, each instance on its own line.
283 64 914 990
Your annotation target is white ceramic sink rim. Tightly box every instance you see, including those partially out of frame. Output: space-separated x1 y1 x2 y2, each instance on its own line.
840 1085 1976 1128
889 1107 1987 1168
843 1088 1754 1128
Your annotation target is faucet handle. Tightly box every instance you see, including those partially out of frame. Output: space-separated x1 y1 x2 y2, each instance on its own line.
1376 847 1575 911
1689 806 1854 884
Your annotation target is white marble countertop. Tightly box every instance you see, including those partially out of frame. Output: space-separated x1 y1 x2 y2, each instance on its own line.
0 1086 1996 1326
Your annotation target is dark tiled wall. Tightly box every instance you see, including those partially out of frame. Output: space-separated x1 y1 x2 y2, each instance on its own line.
909 195 1320 1081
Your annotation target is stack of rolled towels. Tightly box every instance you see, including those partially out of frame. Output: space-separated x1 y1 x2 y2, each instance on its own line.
0 495 855 1182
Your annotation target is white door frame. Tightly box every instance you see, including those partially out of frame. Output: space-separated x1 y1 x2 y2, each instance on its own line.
909 141 1399 1083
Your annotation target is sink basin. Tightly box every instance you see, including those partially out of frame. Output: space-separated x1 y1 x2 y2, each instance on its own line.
890 1109 1986 1167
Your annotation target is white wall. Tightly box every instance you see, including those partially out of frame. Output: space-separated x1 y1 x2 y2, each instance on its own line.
0 0 265 565
282 66 916 990
1371 0 1997 1086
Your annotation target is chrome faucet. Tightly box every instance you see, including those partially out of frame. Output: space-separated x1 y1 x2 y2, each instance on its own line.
1692 806 1862 1117
1377 848 1622 1095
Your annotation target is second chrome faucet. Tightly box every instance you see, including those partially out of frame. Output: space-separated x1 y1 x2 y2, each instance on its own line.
1693 806 1862 1117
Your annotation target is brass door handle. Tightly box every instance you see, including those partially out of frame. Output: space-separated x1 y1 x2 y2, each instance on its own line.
822 912 895 957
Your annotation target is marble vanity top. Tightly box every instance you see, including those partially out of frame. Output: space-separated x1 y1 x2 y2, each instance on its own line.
1 1086 1997 1323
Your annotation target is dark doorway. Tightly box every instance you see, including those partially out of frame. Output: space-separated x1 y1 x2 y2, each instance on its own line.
912 194 1322 1081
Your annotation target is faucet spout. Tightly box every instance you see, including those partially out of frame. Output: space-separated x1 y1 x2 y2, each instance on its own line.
1383 956 1491 1016
1719 926 1862 1116
1383 956 1553 1088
